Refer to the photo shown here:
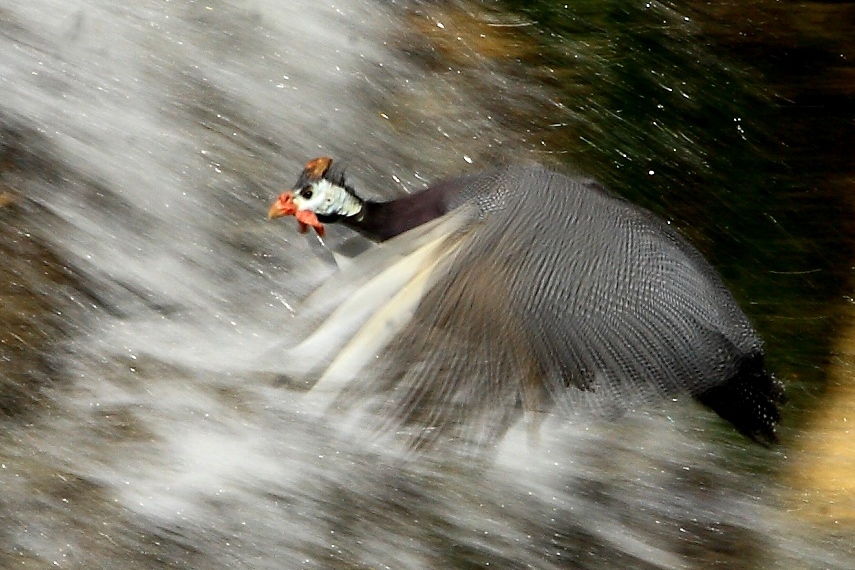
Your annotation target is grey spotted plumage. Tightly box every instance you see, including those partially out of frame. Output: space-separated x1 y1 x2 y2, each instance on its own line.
272 161 785 448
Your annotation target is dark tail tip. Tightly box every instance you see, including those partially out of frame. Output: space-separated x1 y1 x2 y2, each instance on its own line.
695 356 786 446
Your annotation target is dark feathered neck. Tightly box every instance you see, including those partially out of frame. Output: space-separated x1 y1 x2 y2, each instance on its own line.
340 182 455 242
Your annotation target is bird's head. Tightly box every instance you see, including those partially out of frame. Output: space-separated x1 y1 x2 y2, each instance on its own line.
268 157 363 237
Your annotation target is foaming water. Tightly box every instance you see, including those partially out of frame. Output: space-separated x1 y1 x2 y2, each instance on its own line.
1 1 850 568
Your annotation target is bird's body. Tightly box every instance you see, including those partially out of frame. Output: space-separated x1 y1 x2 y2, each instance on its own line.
268 158 784 447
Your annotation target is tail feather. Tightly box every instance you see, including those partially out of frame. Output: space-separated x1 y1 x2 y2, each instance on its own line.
695 354 785 445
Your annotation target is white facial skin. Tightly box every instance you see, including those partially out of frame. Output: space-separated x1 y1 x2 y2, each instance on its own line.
292 179 363 218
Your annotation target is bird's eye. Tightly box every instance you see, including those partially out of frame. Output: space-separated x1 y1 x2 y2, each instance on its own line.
300 189 313 199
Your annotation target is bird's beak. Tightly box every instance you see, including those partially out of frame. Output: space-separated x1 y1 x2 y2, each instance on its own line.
267 190 325 236
268 191 297 220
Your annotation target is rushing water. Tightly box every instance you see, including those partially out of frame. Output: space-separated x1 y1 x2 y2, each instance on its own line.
1 0 853 568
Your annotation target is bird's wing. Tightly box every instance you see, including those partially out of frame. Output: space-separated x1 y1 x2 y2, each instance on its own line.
274 205 479 403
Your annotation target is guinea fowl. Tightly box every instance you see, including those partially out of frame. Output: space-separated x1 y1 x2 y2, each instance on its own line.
268 157 784 447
